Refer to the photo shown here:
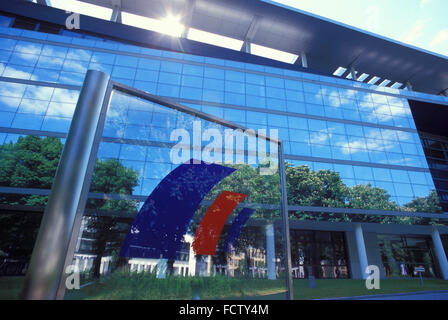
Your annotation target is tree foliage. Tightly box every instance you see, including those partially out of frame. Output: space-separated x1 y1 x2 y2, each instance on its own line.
0 136 139 271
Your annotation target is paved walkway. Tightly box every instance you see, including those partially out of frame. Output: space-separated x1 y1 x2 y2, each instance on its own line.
325 290 448 300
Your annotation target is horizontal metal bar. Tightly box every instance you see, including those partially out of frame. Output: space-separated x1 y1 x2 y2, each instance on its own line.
284 154 431 173
0 127 67 138
173 97 419 134
0 76 81 90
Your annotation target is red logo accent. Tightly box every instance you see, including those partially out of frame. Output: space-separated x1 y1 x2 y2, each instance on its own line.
192 191 247 255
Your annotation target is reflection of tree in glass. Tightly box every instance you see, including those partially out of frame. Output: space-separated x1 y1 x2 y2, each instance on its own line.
0 136 139 277
0 136 63 205
0 136 64 262
285 163 444 224
86 158 139 278
191 163 281 277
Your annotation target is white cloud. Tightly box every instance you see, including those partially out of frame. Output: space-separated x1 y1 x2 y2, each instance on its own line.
401 19 428 45
429 28 448 49
420 0 431 8
365 5 380 31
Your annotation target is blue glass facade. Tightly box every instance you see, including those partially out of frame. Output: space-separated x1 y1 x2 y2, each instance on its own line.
1 3 448 300
0 25 442 207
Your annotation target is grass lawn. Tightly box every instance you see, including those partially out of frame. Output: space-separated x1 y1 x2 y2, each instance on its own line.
2 275 448 300
0 276 23 300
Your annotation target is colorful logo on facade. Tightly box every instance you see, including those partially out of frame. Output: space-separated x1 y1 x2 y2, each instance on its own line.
119 159 253 260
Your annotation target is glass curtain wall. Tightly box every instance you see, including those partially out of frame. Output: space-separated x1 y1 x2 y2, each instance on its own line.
378 234 437 278
289 230 349 279
1 19 448 299
0 81 79 289
68 87 287 300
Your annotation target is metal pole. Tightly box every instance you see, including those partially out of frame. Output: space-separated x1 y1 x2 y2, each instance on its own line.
300 52 308 68
56 79 113 299
20 70 110 300
278 142 294 300
350 67 357 81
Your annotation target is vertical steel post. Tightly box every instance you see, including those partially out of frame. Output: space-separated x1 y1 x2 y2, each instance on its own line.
20 70 110 300
278 142 294 300
350 67 357 81
300 52 308 68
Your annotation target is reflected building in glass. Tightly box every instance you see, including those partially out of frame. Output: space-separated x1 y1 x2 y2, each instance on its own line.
0 0 448 300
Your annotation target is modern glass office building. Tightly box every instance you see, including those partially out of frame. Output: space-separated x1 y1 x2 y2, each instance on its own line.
0 0 448 300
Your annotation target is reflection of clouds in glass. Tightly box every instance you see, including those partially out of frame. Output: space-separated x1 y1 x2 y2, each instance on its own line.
386 157 410 166
318 87 342 107
309 130 329 144
336 135 396 155
374 104 391 116
395 131 413 143
0 82 80 125
63 59 88 73
17 98 49 115
41 45 68 58
15 41 42 55
0 82 26 97
66 48 92 62
52 88 79 103
46 102 75 118
3 66 33 80
390 106 407 116
339 88 357 100
24 85 54 100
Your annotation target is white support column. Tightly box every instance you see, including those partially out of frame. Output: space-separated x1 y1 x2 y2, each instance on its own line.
300 52 308 68
206 256 212 276
265 224 276 280
354 223 369 279
156 258 167 279
406 81 413 91
431 228 448 280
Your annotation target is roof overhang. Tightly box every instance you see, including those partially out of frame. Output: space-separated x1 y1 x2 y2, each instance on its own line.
76 0 448 95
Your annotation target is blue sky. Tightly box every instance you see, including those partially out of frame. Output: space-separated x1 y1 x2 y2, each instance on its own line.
271 0 448 57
